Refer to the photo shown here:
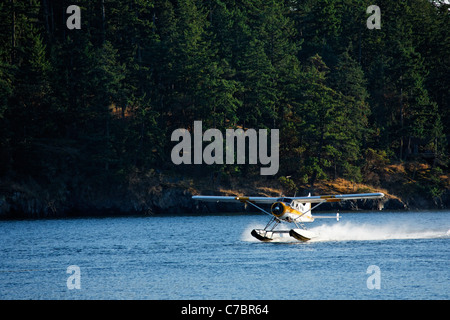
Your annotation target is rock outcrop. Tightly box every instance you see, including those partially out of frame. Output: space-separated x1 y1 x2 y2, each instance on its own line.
0 177 445 219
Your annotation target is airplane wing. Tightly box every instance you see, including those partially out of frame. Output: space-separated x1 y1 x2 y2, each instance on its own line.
192 192 384 204
289 192 385 203
191 195 278 204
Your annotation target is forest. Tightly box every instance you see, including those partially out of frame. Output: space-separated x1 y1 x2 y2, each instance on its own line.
0 0 449 217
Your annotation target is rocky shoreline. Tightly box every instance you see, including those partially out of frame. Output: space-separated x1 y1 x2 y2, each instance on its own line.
1 180 448 219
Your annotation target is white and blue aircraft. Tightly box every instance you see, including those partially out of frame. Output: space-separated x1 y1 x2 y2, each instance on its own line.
192 192 385 242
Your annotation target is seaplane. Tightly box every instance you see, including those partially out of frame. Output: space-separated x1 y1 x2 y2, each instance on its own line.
192 192 384 242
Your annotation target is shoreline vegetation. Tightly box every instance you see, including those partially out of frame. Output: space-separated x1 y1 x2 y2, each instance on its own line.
1 1 449 219
1 160 449 219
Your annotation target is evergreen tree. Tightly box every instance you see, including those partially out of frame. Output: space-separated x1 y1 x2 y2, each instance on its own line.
329 47 370 178
296 55 343 187
0 0 448 209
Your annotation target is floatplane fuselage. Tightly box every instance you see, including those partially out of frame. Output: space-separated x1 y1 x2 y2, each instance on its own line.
192 193 385 242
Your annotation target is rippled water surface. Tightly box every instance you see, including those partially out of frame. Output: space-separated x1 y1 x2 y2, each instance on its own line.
0 211 448 299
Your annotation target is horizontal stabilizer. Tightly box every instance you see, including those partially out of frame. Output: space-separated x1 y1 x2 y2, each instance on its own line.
313 213 340 221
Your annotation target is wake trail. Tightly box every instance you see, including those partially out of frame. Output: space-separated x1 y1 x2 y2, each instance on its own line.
242 221 450 243
309 221 449 242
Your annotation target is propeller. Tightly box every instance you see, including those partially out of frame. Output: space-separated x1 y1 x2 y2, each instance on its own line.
271 202 284 216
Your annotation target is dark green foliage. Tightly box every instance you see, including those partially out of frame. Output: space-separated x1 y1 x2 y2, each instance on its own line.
0 0 447 193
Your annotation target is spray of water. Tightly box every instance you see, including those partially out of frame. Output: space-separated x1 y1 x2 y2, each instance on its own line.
242 221 449 243
310 221 449 242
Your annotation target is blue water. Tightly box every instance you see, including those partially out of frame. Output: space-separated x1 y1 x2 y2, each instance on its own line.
0 211 448 300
